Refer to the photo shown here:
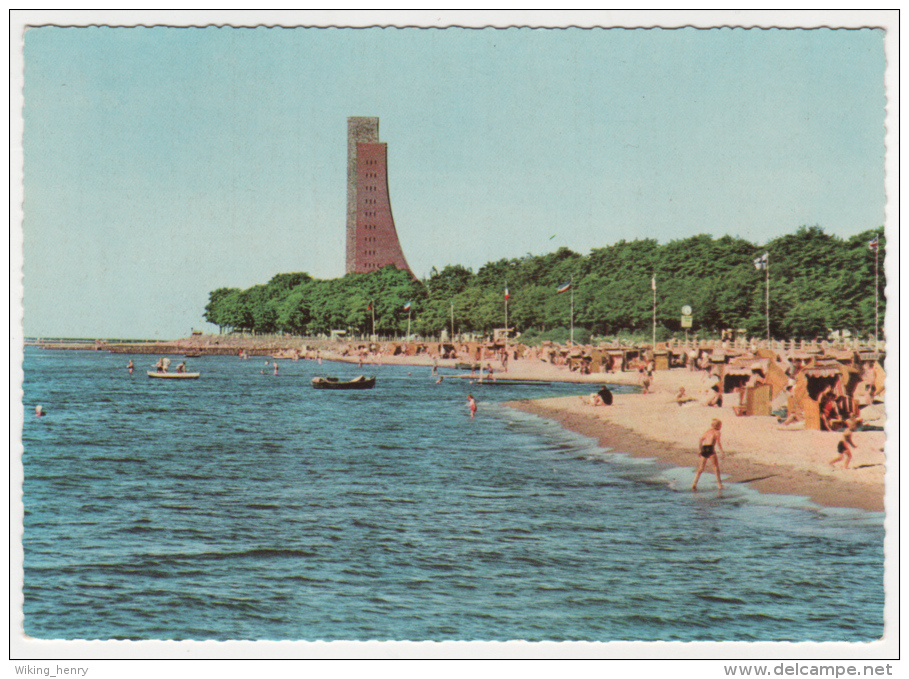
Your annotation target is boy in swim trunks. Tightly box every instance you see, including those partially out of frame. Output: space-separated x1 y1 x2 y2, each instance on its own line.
693 419 725 491
829 419 857 469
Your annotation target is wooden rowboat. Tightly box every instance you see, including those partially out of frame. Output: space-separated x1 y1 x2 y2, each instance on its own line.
147 371 200 380
311 375 376 390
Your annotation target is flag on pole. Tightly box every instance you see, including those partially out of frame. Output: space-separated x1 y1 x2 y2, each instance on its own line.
868 235 879 251
366 301 372 311
403 301 412 312
504 285 510 301
557 281 572 294
753 253 769 270
651 276 656 290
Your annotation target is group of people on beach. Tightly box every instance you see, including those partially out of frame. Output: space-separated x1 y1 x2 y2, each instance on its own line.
148 358 187 374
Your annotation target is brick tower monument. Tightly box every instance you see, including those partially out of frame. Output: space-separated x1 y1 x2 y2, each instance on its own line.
346 117 414 276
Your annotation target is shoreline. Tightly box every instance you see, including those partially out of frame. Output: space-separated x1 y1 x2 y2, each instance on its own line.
506 392 885 513
28 339 886 512
323 349 887 513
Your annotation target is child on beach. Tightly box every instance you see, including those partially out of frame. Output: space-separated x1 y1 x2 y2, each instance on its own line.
829 419 857 469
675 387 695 406
692 419 725 491
467 394 477 419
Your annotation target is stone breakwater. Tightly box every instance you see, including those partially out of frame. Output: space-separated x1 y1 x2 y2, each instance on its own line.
32 335 335 356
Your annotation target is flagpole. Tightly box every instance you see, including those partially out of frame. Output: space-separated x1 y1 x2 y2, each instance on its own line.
570 277 574 346
874 241 879 350
504 282 509 344
765 253 770 344
371 301 375 339
407 308 411 341
652 275 656 350
451 299 455 341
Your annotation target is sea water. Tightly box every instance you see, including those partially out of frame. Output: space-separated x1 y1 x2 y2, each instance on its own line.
18 347 884 641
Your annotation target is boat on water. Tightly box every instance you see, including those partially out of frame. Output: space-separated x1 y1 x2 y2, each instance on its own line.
455 362 480 371
311 375 376 390
147 371 200 380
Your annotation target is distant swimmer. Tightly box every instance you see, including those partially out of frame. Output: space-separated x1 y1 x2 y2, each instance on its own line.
692 419 725 491
35 405 45 417
467 394 477 419
829 419 857 470
127 360 134 374
436 376 444 384
273 361 279 376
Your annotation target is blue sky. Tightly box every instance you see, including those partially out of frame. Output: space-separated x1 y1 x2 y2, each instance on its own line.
18 25 887 338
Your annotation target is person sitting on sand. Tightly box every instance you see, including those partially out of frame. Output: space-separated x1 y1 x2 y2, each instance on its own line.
829 419 857 469
582 393 605 406
581 385 612 407
706 380 723 407
693 419 725 491
675 387 695 406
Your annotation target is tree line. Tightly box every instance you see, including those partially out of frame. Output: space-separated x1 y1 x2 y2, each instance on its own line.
203 226 886 342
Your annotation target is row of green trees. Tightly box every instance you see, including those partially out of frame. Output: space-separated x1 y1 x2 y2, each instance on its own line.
204 226 886 341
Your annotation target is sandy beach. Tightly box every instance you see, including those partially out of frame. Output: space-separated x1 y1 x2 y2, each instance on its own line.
500 367 885 513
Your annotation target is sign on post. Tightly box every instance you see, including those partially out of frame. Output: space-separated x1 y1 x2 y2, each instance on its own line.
681 306 693 328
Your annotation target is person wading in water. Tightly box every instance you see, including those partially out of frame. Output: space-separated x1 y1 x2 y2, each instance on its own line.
693 418 725 491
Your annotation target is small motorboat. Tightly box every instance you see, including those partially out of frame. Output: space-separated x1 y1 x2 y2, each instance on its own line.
311 375 376 390
147 371 200 380
455 363 480 371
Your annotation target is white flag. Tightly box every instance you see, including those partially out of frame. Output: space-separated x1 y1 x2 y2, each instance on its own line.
651 276 656 291
753 253 769 270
